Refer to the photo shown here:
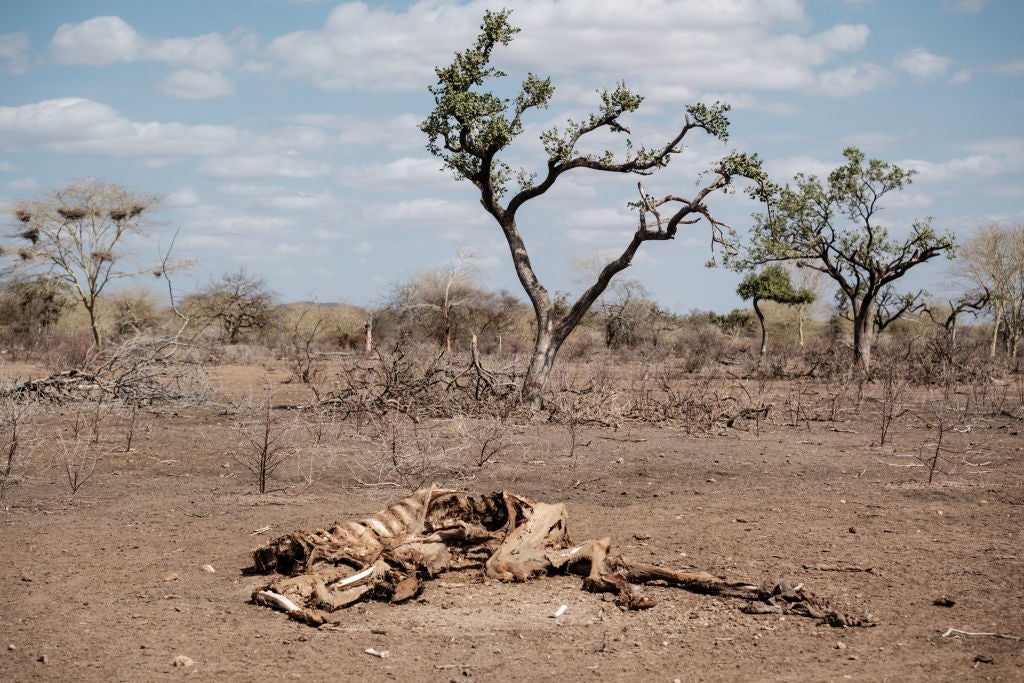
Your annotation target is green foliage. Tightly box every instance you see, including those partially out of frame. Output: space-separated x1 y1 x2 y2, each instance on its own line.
741 148 954 280
737 147 955 367
737 265 815 306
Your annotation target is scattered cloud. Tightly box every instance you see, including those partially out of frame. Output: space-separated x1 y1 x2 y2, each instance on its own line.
903 154 1012 182
894 48 952 80
199 154 331 179
336 156 454 189
0 97 241 158
263 0 881 101
942 0 989 13
815 62 892 97
50 16 142 65
158 69 235 100
166 187 201 206
50 16 236 70
0 32 32 75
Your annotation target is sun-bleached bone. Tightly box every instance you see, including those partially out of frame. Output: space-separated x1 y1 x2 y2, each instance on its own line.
250 486 873 627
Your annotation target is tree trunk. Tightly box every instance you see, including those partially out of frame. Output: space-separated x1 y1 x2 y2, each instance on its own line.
521 330 559 408
852 308 874 374
364 318 373 354
753 299 767 356
86 302 102 346
990 308 1002 358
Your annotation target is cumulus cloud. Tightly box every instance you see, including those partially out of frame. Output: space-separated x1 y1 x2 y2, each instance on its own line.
50 16 236 70
942 0 989 13
0 32 32 75
815 63 892 97
50 16 143 65
894 48 952 80
0 98 241 158
336 156 455 189
264 1 880 99
158 69 235 99
199 154 331 179
903 154 1012 182
166 187 201 206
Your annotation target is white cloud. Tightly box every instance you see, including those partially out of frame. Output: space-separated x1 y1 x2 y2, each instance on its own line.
0 160 17 173
352 241 374 254
263 0 880 101
942 0 989 13
815 63 892 97
166 187 201 206
336 156 453 189
0 32 32 75
374 197 481 225
199 154 331 179
158 69 235 100
903 154 1012 182
50 16 143 65
894 48 951 80
0 98 241 158
767 155 835 181
50 16 236 70
147 34 236 70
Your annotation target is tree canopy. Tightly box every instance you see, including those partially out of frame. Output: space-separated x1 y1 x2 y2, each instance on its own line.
422 9 765 404
737 264 814 355
736 147 954 371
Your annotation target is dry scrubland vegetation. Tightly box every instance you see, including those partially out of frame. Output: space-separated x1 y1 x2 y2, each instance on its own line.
1 10 1023 680
0 292 1022 681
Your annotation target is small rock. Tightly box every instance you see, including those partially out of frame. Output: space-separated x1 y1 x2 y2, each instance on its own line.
37 655 48 664
979 499 988 505
7 644 15 651
364 648 390 659
163 573 179 582
848 527 856 534
932 596 956 607
835 642 847 650
201 564 216 573
173 655 194 668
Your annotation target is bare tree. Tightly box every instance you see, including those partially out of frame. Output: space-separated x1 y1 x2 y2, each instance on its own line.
421 10 765 405
389 250 483 352
5 179 163 345
186 268 278 344
957 223 1024 357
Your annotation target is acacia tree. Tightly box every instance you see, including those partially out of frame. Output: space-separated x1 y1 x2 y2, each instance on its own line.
737 265 814 355
4 179 161 345
957 223 1024 357
187 269 278 344
738 148 954 372
421 10 764 405
389 250 483 352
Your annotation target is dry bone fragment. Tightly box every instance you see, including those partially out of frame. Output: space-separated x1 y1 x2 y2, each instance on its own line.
249 486 872 627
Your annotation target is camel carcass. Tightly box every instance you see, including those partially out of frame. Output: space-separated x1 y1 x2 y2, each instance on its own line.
250 486 871 627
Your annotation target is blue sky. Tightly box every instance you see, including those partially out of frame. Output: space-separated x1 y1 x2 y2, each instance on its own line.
1 0 1022 313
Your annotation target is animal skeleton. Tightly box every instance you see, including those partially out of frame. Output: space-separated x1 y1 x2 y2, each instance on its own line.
250 486 871 627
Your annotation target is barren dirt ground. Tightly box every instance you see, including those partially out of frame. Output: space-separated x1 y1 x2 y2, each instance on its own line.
1 363 1022 682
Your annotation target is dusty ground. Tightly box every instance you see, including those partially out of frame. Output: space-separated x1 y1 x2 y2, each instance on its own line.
1 362 1022 682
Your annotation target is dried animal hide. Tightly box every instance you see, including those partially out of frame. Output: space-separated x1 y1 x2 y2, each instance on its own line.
250 486 873 628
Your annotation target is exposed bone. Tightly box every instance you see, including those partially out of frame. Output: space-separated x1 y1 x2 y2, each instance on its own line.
250 487 872 627
254 590 300 614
